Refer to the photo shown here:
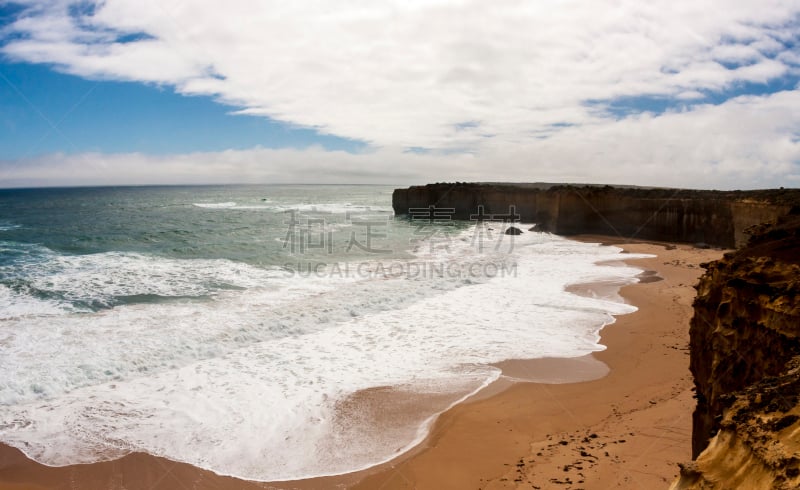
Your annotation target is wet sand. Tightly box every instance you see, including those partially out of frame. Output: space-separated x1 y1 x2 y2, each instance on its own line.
0 239 724 489
349 240 724 489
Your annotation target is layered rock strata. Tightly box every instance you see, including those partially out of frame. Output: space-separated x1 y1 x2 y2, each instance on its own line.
673 212 800 489
393 183 800 247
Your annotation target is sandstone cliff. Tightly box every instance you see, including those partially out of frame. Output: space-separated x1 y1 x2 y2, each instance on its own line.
393 183 800 247
671 359 800 490
394 182 800 489
671 212 800 489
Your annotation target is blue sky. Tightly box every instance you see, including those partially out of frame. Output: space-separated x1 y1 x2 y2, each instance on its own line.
0 1 799 188
0 61 364 159
589 75 800 120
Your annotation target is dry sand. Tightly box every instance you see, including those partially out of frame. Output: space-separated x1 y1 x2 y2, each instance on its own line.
0 239 724 490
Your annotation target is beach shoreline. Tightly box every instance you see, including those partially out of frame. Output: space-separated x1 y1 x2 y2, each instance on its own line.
346 238 724 489
0 238 724 489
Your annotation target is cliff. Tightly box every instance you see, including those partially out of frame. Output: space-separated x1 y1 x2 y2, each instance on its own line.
393 183 800 248
671 212 800 489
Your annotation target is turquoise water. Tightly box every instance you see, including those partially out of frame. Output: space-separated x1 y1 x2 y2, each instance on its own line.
0 184 454 310
0 184 647 481
1 184 407 262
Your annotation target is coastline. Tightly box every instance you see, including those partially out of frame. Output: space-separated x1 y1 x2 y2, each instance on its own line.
348 239 724 489
0 238 724 489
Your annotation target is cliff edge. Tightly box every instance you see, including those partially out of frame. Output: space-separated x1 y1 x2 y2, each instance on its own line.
393 183 800 248
671 211 800 489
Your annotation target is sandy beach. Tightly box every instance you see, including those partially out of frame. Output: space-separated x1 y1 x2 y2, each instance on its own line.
0 239 724 490
348 239 723 490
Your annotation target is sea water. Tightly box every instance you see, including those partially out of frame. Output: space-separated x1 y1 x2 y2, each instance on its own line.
0 184 649 481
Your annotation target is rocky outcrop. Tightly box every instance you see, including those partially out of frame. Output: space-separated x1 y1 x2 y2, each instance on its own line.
671 212 800 489
393 183 800 248
672 358 800 490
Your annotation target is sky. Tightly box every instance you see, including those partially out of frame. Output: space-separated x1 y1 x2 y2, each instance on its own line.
0 0 799 189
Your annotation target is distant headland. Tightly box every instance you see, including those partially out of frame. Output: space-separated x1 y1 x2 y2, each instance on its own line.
392 182 800 248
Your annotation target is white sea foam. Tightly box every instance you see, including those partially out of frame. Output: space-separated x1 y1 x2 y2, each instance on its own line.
193 202 237 208
269 203 393 214
12 251 293 306
224 205 273 209
191 201 392 214
0 229 652 481
0 284 76 319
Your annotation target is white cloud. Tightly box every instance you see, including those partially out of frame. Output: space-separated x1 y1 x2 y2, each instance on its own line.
3 90 799 189
1 0 800 188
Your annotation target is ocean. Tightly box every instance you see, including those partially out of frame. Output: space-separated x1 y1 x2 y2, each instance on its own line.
0 184 648 481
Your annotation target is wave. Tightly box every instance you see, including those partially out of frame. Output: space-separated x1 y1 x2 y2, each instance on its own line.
0 248 290 310
191 200 394 214
192 202 237 208
271 203 394 214
0 230 652 481
0 284 76 319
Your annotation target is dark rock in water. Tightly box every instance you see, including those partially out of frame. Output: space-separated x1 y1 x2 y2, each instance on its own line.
694 242 711 249
505 226 523 235
528 226 537 232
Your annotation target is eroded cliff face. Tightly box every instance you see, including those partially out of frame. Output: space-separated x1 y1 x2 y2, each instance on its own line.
672 358 800 490
671 212 800 489
690 255 800 457
393 183 799 248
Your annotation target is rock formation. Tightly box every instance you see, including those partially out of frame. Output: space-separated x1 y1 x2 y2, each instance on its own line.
394 182 800 488
671 211 800 489
393 183 800 248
